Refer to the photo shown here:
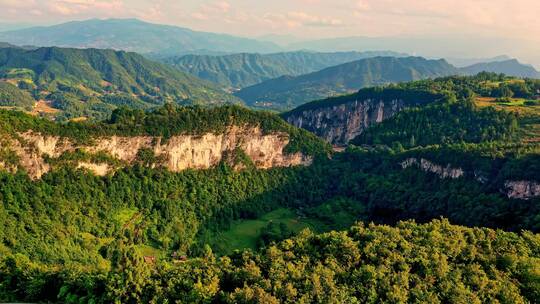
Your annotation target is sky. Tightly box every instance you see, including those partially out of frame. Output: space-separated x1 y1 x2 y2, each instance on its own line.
1 0 539 65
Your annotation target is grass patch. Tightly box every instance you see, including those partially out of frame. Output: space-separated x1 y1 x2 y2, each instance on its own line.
475 97 540 142
209 208 323 255
113 207 139 226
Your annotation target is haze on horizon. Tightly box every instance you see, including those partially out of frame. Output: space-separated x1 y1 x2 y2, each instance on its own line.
1 0 539 67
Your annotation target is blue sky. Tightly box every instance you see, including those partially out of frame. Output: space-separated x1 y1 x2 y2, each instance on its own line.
1 0 539 66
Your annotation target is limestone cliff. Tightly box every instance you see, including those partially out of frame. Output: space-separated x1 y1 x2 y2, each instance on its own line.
285 99 405 144
504 181 540 200
400 157 540 200
401 158 465 179
2 127 312 179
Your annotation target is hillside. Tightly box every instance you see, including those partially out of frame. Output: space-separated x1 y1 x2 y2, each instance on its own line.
286 73 540 144
0 18 281 55
1 78 540 302
462 59 540 78
162 51 407 89
0 104 328 178
236 56 460 110
0 82 34 109
0 46 239 120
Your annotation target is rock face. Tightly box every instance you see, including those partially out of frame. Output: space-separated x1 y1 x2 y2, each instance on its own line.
505 181 540 200
5 127 311 179
401 158 465 179
285 99 405 144
401 158 540 200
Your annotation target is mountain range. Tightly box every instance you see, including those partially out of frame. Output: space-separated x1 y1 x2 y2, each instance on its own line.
1 18 539 70
162 51 407 89
0 46 237 120
0 18 281 55
235 56 460 110
462 59 540 78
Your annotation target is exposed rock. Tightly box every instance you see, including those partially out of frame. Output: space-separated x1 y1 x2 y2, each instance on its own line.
8 127 311 179
505 181 540 200
77 162 110 176
401 158 464 179
285 99 405 144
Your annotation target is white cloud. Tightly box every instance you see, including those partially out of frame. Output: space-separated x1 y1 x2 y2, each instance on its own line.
46 0 124 16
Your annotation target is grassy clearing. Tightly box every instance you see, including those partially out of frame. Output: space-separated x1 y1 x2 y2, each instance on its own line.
113 207 139 226
209 208 323 255
475 97 540 142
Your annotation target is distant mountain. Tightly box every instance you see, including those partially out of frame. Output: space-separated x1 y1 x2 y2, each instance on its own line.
0 42 18 48
287 35 540 71
0 42 36 50
235 56 459 110
446 55 511 68
162 51 408 89
0 46 238 120
0 19 281 55
461 59 540 78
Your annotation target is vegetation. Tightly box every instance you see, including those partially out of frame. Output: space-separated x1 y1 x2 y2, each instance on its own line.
163 51 406 89
462 59 540 78
235 57 459 110
353 100 518 148
0 82 35 110
0 46 239 120
1 74 540 303
2 218 539 303
0 104 329 156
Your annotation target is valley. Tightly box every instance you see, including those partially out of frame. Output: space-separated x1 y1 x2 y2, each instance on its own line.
0 15 540 304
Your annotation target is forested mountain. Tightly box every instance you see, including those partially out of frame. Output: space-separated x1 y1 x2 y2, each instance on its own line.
0 46 238 120
235 56 459 110
0 82 35 109
1 94 540 302
0 42 20 49
0 18 281 55
446 55 511 67
2 70 540 303
162 51 407 89
462 59 540 78
286 73 540 144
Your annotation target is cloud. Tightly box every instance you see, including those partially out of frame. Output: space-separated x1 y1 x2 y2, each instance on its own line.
263 11 343 29
190 1 231 21
47 0 124 16
288 11 343 27
0 0 36 9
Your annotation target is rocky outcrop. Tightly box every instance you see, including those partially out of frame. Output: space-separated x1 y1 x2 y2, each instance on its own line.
401 158 540 200
6 127 311 179
77 162 110 176
285 99 405 144
401 158 465 179
505 181 540 200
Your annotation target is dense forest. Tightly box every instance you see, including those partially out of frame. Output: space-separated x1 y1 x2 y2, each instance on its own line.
0 104 328 157
0 46 239 120
353 100 519 148
1 74 540 303
162 51 406 89
236 56 459 110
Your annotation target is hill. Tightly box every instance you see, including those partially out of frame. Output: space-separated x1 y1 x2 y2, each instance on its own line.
0 18 281 55
162 51 407 89
0 46 239 120
236 56 460 110
462 59 540 78
446 55 512 67
0 42 21 49
0 82 35 109
1 78 540 302
285 73 540 144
